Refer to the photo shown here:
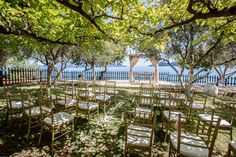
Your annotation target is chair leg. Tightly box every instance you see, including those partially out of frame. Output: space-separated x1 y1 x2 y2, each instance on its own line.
114 95 117 106
9 113 12 127
103 103 106 115
27 118 31 139
72 121 75 140
228 143 231 157
169 144 171 157
149 149 152 157
51 127 55 155
230 128 233 141
5 109 9 127
19 116 23 131
38 124 43 146
124 144 128 157
164 123 169 142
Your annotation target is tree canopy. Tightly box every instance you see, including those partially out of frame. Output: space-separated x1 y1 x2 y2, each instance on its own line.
0 0 235 69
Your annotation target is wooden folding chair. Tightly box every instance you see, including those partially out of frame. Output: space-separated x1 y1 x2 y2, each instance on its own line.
169 112 221 157
161 96 187 142
124 109 157 157
21 89 51 139
134 95 155 120
198 100 236 140
76 88 99 120
105 81 118 105
38 95 74 155
4 86 27 127
139 83 155 97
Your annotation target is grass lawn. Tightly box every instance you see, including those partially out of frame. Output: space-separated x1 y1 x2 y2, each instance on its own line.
0 84 235 157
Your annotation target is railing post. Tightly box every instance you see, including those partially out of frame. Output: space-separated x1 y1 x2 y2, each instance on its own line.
0 67 3 87
40 70 42 82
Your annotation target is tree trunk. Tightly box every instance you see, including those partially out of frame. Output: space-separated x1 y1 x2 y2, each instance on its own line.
186 66 194 99
99 65 108 80
52 69 62 84
92 64 96 80
47 65 53 87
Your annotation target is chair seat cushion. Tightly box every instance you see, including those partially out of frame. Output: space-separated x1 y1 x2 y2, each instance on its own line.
135 107 152 119
78 87 93 91
65 90 76 95
157 93 167 99
106 90 118 94
95 89 105 93
50 95 57 101
127 124 152 147
78 102 99 111
140 93 152 97
199 114 231 127
25 106 51 117
96 95 111 101
163 110 185 122
43 112 74 126
177 94 187 99
10 101 29 109
170 132 209 157
191 102 204 110
57 99 77 107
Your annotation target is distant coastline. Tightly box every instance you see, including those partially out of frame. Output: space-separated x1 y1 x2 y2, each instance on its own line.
41 61 177 69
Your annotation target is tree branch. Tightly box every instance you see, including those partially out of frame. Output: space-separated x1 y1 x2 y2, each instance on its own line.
0 21 78 45
154 4 236 35
56 0 106 34
192 71 211 83
193 32 223 67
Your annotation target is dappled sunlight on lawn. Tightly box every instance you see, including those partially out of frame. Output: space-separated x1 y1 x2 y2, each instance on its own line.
0 86 234 156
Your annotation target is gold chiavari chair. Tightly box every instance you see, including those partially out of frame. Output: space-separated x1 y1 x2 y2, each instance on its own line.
38 95 74 155
124 109 157 157
169 112 221 157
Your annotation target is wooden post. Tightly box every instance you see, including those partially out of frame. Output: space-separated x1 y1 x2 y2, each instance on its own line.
8 68 11 85
4 67 7 86
17 68 19 84
0 67 3 87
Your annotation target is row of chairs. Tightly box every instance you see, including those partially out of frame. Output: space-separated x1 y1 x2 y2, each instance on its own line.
4 86 74 155
126 83 236 156
51 81 118 116
3 81 118 155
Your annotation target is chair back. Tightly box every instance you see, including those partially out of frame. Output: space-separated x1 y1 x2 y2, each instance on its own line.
125 108 156 127
176 112 221 157
134 95 155 110
20 89 31 109
4 86 21 110
214 99 236 126
171 85 182 98
186 95 207 117
139 83 154 96
27 95 35 115
157 84 172 100
38 92 52 118
105 81 116 93
77 87 94 102
196 109 221 156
